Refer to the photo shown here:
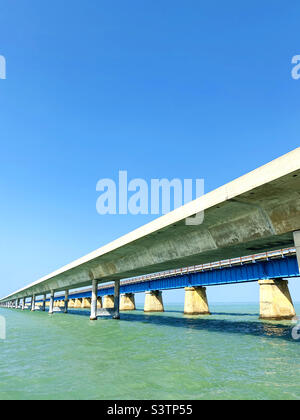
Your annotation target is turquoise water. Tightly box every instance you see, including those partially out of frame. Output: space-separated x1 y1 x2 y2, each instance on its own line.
0 304 299 400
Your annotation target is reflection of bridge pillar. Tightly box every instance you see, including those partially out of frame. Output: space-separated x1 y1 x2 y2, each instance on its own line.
144 291 164 312
259 279 296 320
103 295 114 309
120 293 136 311
184 287 210 315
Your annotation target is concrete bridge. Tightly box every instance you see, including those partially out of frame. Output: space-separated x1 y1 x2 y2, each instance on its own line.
2 247 299 319
1 148 300 320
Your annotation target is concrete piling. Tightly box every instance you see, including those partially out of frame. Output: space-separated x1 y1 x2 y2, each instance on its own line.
144 290 164 312
31 295 36 312
64 291 69 313
113 280 120 319
120 293 136 311
259 279 296 320
49 291 54 314
103 295 114 309
184 287 210 315
90 279 98 320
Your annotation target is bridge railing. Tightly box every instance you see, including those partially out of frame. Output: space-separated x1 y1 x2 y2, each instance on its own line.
46 247 297 299
112 247 297 287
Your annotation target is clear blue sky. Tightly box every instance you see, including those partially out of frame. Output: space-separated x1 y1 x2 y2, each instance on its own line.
0 0 299 303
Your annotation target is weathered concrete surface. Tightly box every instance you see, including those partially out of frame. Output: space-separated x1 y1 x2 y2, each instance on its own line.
64 291 69 313
120 293 136 311
31 296 36 312
259 279 296 320
49 293 54 314
293 231 300 270
103 295 114 309
184 287 210 315
81 297 91 309
2 148 300 302
144 291 164 312
74 298 82 308
90 279 98 320
113 280 120 319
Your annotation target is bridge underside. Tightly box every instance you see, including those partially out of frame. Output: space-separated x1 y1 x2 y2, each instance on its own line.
2 148 300 301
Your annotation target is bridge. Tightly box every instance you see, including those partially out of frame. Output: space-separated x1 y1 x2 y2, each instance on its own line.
1 148 300 320
23 247 300 317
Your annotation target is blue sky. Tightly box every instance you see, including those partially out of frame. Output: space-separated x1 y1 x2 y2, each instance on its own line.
0 0 299 303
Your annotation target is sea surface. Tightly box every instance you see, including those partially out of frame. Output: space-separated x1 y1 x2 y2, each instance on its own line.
0 303 299 400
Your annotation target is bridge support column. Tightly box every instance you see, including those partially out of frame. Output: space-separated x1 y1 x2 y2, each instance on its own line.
120 293 136 311
113 280 120 319
22 298 26 310
144 290 164 312
293 231 300 270
49 291 54 314
90 279 98 321
64 291 69 313
184 287 210 315
103 295 114 309
259 279 296 320
31 295 36 312
42 295 46 311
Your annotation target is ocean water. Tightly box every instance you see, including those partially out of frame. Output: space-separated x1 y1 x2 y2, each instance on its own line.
0 303 299 400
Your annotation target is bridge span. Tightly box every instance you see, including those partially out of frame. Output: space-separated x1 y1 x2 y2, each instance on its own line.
19 247 299 318
1 148 300 320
